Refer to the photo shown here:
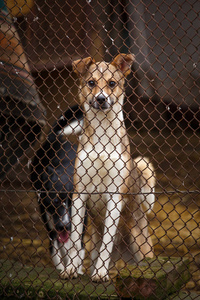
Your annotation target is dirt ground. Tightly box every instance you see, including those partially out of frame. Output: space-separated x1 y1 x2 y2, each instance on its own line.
0 128 200 293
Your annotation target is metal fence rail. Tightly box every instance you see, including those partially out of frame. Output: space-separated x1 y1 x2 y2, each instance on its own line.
0 0 200 299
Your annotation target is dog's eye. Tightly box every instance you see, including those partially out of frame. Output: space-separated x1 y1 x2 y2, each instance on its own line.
109 81 116 88
88 80 96 88
53 198 61 207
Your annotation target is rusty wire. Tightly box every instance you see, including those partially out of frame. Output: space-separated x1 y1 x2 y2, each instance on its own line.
0 0 200 299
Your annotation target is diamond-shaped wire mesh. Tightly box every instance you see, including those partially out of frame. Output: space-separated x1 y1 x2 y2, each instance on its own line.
0 0 200 299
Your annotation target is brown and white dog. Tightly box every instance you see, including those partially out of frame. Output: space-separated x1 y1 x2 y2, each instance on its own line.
61 53 155 282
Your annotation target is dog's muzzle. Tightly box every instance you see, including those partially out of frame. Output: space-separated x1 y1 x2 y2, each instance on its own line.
90 94 113 110
56 221 71 244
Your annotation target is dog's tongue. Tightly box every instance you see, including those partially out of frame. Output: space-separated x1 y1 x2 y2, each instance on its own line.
58 231 69 243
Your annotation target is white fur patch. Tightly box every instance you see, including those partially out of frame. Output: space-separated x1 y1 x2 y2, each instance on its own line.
62 119 83 136
62 203 70 226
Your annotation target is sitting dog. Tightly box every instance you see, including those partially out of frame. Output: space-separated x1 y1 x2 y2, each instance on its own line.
61 53 156 282
31 105 85 273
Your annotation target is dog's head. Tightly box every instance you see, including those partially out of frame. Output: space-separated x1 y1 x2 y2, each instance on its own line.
73 53 134 111
39 166 72 244
40 191 71 243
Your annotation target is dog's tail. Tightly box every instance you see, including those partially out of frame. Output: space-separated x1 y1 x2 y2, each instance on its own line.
134 156 156 213
48 104 83 141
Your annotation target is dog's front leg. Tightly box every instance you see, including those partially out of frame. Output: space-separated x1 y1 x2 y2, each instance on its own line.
91 195 122 282
60 193 87 279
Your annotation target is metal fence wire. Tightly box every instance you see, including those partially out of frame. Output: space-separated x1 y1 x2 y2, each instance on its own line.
0 0 200 299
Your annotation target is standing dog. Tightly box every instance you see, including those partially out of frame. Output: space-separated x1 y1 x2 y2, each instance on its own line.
31 105 85 273
61 54 155 282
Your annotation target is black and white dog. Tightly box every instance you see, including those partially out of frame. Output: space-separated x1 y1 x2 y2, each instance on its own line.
31 105 85 273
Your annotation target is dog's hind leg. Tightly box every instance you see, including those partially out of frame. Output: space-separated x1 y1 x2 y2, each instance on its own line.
129 204 154 261
134 156 156 213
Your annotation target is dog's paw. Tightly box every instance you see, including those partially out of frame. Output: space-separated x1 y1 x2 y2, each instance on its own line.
60 266 78 280
91 268 110 282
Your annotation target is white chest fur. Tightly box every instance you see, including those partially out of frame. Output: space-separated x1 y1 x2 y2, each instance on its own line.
74 110 130 211
76 149 127 215
78 148 126 189
77 119 128 197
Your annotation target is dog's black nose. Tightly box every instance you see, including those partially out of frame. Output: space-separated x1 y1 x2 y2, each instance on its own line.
56 222 71 232
96 95 106 104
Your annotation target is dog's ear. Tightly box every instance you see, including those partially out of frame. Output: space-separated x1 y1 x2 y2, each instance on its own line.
73 57 95 76
111 53 135 77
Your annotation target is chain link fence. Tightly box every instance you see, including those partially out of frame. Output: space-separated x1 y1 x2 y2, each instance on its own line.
0 0 200 299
